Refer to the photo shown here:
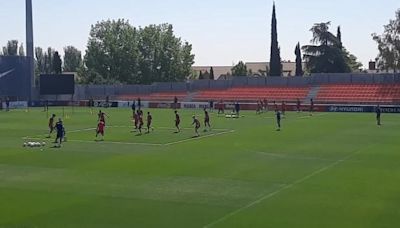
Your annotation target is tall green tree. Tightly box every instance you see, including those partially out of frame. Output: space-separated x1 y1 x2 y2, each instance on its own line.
44 47 55 74
372 9 400 72
1 40 19 56
269 3 282 76
83 19 139 84
337 26 342 48
34 47 45 76
295 42 303 76
53 51 62 74
18 43 25 56
63 46 82 72
231 61 248 76
210 67 215 80
302 22 355 73
81 19 194 84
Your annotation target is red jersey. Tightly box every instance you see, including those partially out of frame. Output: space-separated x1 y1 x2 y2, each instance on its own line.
98 121 105 131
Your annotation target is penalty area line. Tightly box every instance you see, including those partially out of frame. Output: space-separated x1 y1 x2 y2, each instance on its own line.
164 130 235 146
23 136 164 147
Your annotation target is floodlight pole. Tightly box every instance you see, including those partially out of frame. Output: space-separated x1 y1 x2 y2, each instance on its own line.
26 0 35 100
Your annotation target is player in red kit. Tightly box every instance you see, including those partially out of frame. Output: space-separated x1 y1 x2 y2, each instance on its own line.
296 98 301 113
192 116 201 137
263 99 268 112
47 114 56 138
147 112 153 133
96 121 105 141
281 101 286 116
310 98 314 116
98 110 108 125
138 112 144 134
204 108 211 131
133 110 139 130
174 110 181 133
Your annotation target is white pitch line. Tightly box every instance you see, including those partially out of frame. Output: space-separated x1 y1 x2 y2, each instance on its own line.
156 126 231 131
25 128 236 147
255 151 361 163
164 130 235 146
24 137 163 147
298 113 329 119
68 139 163 147
203 145 370 228
68 127 97 133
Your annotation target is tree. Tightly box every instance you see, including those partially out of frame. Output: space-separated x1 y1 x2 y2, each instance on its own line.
198 71 204 80
372 9 400 72
346 53 363 71
44 47 55 74
209 67 215 80
338 26 363 71
63 46 82 72
295 42 303 76
231 61 248 76
302 22 357 73
1 40 19 56
337 26 342 48
81 19 194 84
83 19 139 84
269 3 282 76
18 43 25 56
35 47 45 76
53 51 62 74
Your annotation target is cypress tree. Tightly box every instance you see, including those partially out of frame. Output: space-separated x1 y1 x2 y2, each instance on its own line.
269 2 282 76
210 67 215 80
295 42 303 76
337 26 342 48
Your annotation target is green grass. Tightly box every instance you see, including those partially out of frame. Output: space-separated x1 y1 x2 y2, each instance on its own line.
0 107 399 228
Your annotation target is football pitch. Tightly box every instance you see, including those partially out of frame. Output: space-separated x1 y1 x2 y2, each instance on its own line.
0 107 399 227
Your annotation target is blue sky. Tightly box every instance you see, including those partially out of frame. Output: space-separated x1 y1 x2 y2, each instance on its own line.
1 0 399 67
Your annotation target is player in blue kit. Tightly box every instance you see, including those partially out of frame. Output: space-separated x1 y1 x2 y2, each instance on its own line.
54 118 65 147
376 105 382 126
276 111 282 131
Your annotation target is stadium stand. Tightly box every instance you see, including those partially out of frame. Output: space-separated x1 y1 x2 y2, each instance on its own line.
109 83 400 105
315 84 400 104
193 86 311 102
